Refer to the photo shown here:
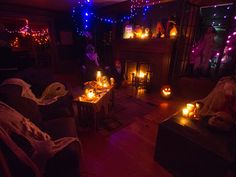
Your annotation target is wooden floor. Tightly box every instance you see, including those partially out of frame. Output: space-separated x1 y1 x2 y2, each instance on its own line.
77 87 190 177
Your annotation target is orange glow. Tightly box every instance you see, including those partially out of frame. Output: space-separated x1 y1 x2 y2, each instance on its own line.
170 25 177 37
160 102 169 109
161 85 172 98
182 108 189 117
179 117 189 126
138 71 146 78
186 103 195 112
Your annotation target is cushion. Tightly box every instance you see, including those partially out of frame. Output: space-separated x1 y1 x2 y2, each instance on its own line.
0 84 43 127
39 94 73 121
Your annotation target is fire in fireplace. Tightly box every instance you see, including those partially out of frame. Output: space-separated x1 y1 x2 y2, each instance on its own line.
125 60 152 89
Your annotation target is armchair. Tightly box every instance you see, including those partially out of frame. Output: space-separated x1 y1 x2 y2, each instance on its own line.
0 83 81 177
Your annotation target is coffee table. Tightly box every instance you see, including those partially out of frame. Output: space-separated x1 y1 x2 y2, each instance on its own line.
73 86 114 131
154 114 236 177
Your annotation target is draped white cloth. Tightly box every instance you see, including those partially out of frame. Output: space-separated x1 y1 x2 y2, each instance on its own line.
1 78 68 105
0 101 81 177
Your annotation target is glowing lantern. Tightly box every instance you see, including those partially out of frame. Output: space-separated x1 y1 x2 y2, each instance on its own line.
123 25 134 39
170 25 177 38
161 85 172 98
110 77 115 86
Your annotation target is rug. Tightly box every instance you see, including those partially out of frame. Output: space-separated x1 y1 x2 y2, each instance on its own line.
98 94 157 135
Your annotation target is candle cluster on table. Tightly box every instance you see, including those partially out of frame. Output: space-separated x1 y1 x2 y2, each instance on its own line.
96 71 115 88
182 103 200 119
81 71 115 101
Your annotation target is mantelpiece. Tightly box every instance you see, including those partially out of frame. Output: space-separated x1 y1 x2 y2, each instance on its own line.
114 38 176 89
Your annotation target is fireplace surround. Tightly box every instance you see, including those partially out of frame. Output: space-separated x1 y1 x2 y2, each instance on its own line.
114 39 175 89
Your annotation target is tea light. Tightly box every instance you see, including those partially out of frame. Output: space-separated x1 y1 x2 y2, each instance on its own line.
196 103 200 110
186 103 195 111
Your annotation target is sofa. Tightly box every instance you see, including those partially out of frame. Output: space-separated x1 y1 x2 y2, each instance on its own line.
0 83 81 177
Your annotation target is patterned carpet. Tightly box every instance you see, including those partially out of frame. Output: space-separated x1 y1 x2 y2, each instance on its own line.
98 93 157 135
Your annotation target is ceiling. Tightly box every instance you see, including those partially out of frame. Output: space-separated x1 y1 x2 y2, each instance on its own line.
1 0 234 12
1 0 127 11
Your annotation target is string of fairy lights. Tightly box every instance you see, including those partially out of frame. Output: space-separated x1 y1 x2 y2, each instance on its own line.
72 0 161 35
4 20 50 46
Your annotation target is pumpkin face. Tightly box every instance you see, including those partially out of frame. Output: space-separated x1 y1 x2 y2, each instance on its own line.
85 88 95 100
161 85 172 98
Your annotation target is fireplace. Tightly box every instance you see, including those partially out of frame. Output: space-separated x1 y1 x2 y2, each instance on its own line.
115 39 175 89
125 60 152 89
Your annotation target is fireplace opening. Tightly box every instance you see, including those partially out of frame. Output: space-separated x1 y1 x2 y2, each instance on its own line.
125 60 152 89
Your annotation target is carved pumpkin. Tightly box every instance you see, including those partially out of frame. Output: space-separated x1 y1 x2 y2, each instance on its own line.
85 88 95 100
161 85 172 98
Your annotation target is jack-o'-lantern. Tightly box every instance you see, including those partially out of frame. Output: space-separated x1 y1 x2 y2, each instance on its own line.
85 87 96 100
161 85 172 98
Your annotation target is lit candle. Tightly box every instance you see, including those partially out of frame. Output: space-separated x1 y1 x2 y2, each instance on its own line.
196 103 200 110
110 78 115 86
96 71 102 82
182 108 189 117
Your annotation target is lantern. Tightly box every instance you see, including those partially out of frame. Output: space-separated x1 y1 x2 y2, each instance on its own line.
110 77 115 86
123 25 134 39
161 85 172 98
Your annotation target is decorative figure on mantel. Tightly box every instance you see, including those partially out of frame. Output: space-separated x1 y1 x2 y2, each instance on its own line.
190 26 216 76
166 16 177 38
123 24 134 39
153 22 165 38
